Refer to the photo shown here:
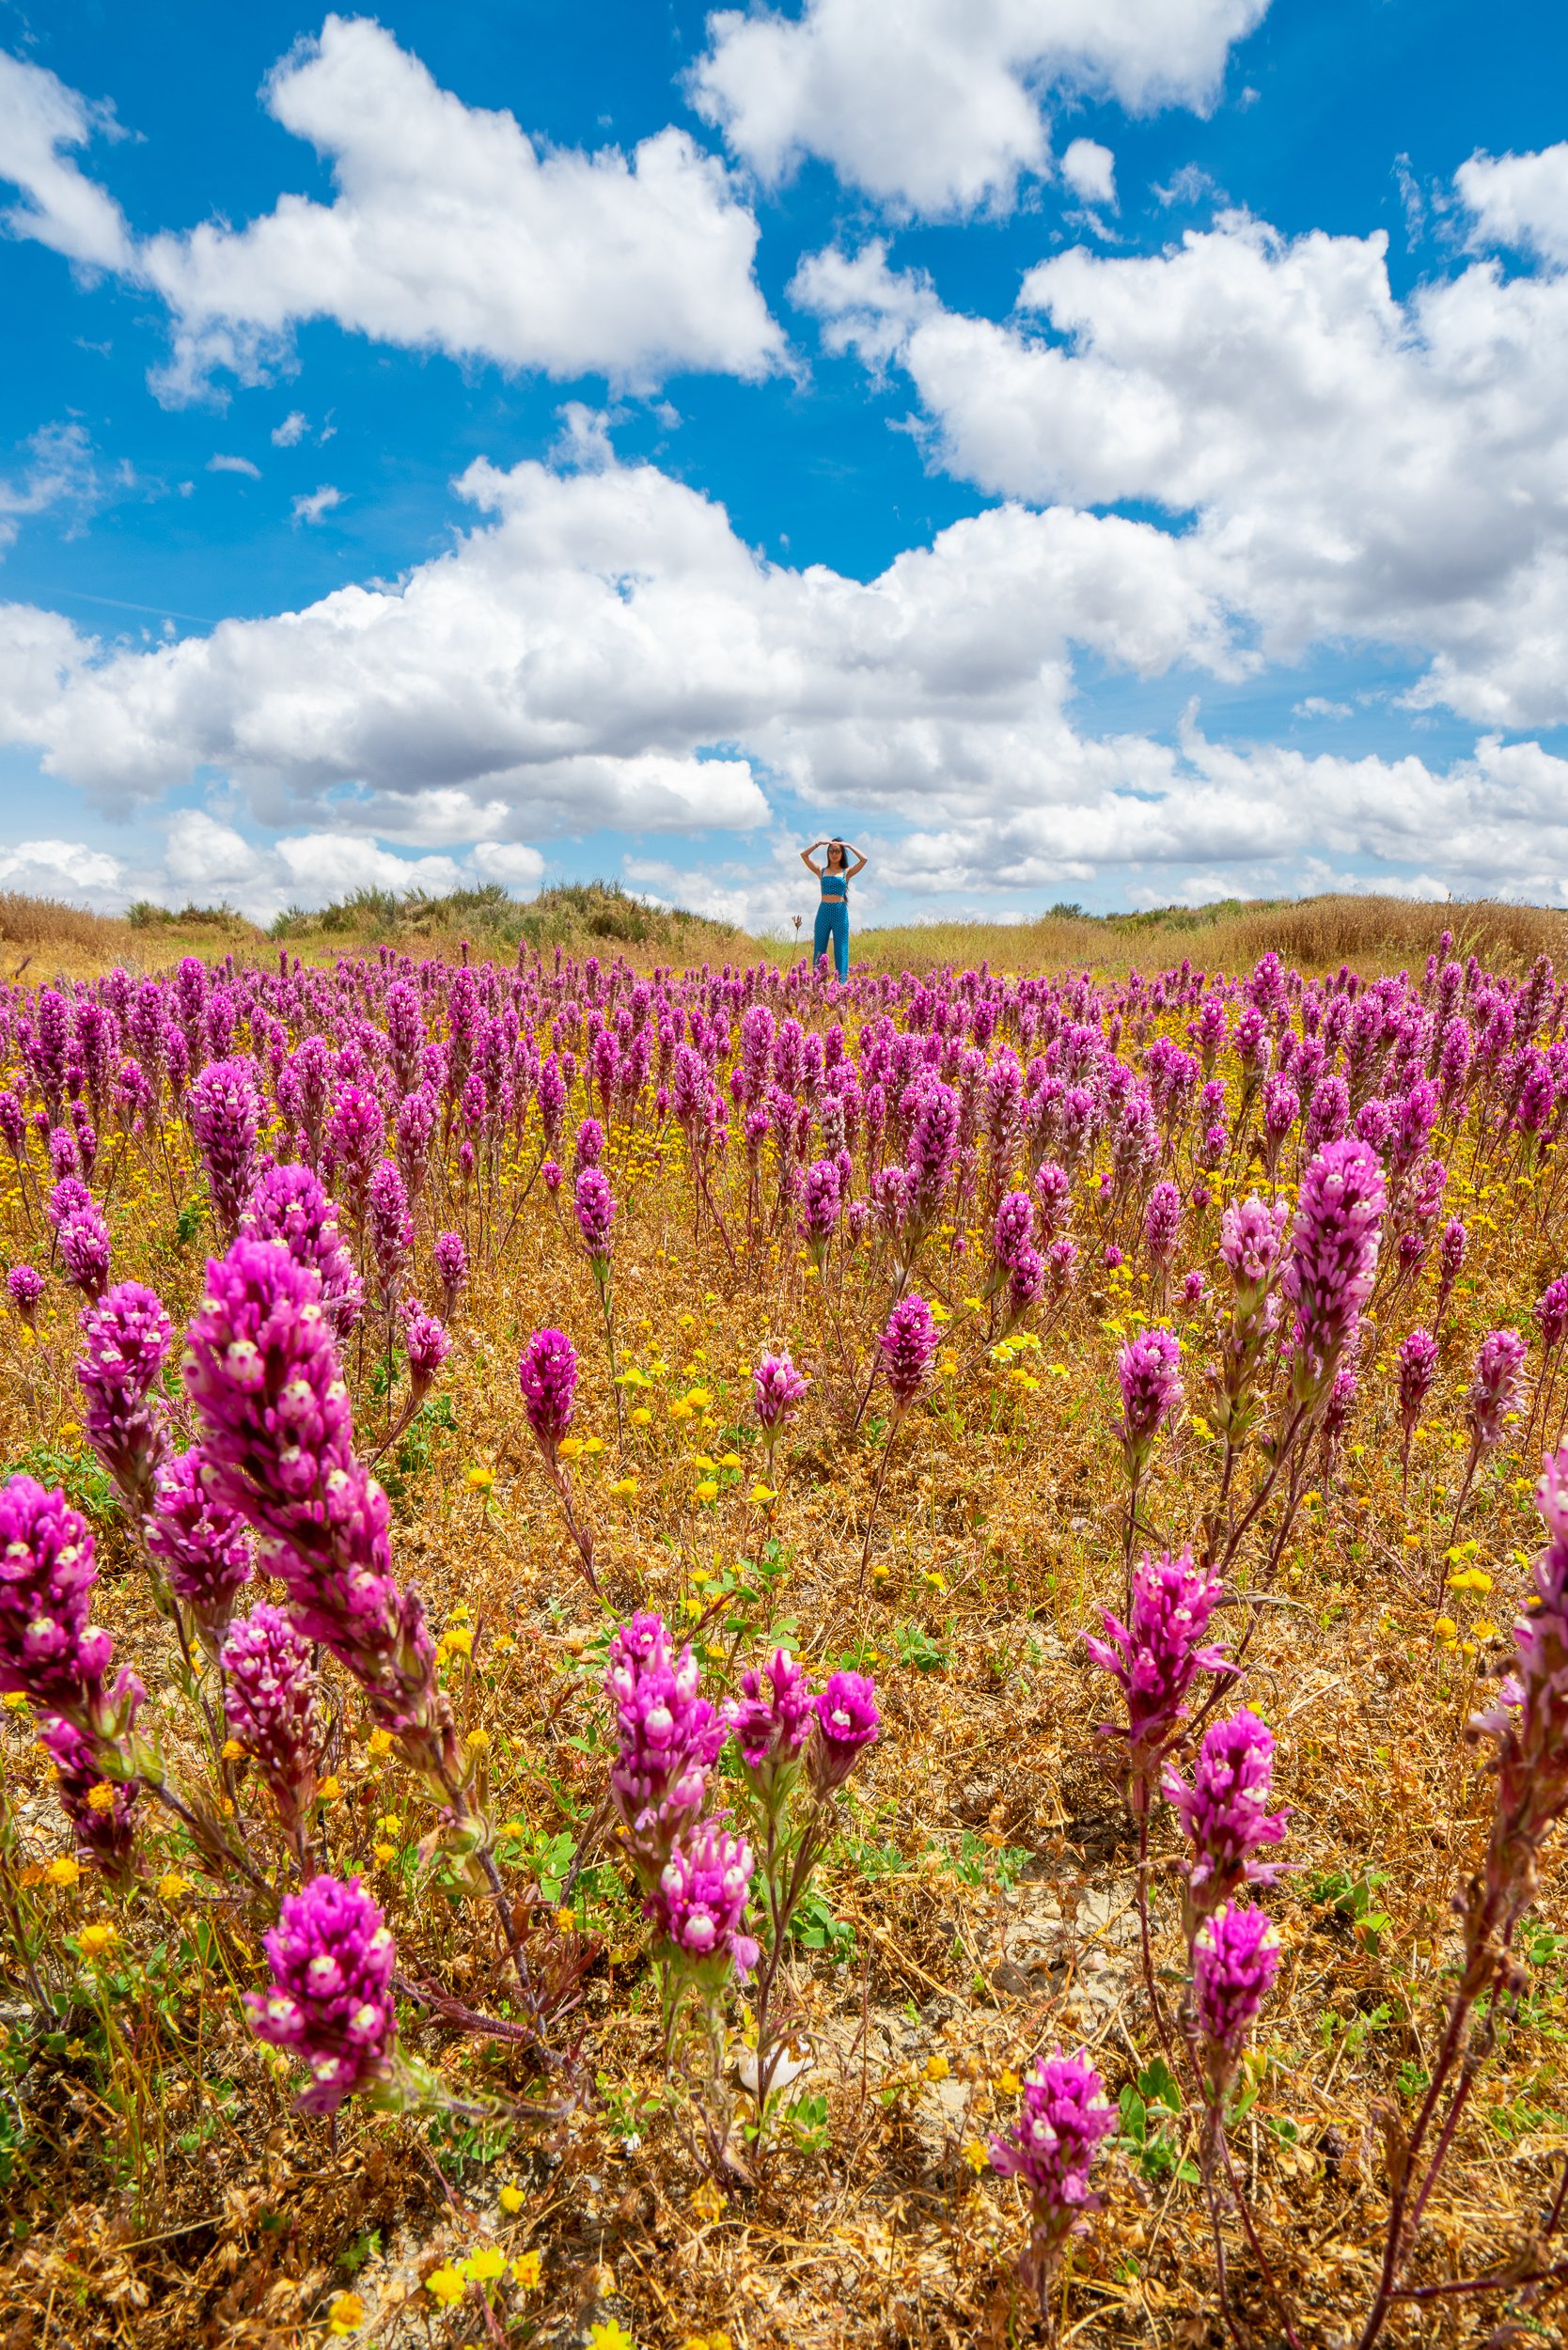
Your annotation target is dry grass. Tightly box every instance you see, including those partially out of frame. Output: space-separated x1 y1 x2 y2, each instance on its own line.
0 938 1564 2349
8 882 1566 990
855 892 1568 980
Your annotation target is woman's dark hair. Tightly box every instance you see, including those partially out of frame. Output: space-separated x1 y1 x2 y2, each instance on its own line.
826 838 846 869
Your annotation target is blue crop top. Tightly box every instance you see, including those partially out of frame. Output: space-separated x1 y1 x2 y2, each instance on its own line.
820 869 848 901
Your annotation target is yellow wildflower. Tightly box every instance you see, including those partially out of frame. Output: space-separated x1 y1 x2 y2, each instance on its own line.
694 1479 719 1503
86 1781 117 1814
610 1477 638 1497
630 1406 652 1426
368 1727 392 1757
221 1736 246 1761
158 1872 192 1901
749 1482 776 1504
1434 1616 1458 1641
465 1464 496 1491
498 2183 525 2215
44 1856 79 1888
587 2325 635 2350
463 2246 506 2285
317 1776 342 1802
962 2138 990 2173
925 2053 950 2081
79 1922 117 1958
997 2067 1021 2095
373 1842 396 1866
425 2264 466 2308
582 1435 605 1456
327 2288 367 2335
511 2249 541 2290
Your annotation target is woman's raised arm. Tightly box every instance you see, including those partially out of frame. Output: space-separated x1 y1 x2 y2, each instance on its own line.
800 840 824 873
845 845 868 878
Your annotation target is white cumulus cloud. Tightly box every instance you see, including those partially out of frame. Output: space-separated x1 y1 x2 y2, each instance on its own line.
797 155 1568 728
0 441 1235 839
0 49 131 269
137 15 784 398
1060 136 1116 207
4 434 1568 910
690 0 1268 216
0 17 783 400
1457 143 1568 268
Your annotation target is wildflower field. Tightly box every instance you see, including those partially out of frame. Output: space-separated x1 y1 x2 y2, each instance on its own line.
2 916 1568 2349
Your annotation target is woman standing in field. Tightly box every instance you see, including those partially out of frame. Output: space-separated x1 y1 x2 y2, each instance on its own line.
800 837 867 979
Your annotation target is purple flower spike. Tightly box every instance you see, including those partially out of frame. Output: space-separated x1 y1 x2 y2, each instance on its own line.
8 1264 44 1326
1082 1546 1232 1807
799 1157 841 1254
58 1206 111 1300
1193 1900 1281 2081
1164 1707 1290 1926
1538 1277 1568 1355
1397 1327 1439 1458
47 1177 90 1232
1218 1195 1290 1313
1116 1327 1183 1472
400 1302 451 1404
1466 1328 1528 1454
242 1163 363 1336
880 1293 937 1414
39 1714 139 1886
181 1239 435 1734
433 1231 469 1322
1008 1244 1045 1318
189 1057 263 1240
519 1327 577 1457
994 1190 1035 1274
1282 1136 1386 1404
243 1873 397 2115
147 1452 253 1638
76 1281 173 1516
649 1822 760 1981
574 1165 616 1261
990 2046 1117 2295
604 1612 726 1883
223 1603 320 1835
325 1084 384 1222
0 1473 116 1718
1467 1448 1568 1976
752 1350 808 1434
811 1668 880 1793
727 1645 814 1796
366 1159 414 1311
1143 1180 1182 1268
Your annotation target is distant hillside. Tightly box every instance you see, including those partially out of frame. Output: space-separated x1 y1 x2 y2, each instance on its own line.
0 879 1561 982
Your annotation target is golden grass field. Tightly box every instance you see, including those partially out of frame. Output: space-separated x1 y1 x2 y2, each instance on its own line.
0 883 1564 2349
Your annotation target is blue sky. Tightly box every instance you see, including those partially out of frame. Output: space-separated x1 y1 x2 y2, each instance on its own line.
4 0 1568 931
